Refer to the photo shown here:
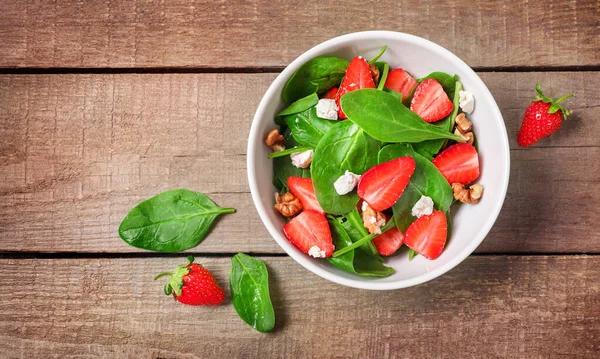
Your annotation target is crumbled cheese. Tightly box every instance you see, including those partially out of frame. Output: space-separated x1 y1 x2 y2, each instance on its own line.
411 195 434 218
315 99 338 120
361 201 369 211
333 170 362 195
459 90 475 114
290 149 314 168
308 245 326 258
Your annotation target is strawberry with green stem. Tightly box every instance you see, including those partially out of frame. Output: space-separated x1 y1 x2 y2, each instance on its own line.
517 84 573 147
155 256 226 306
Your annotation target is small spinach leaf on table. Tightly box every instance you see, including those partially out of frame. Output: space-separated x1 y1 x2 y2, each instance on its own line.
282 57 349 103
230 253 275 333
340 89 463 143
278 93 319 117
119 189 235 252
378 144 453 232
311 121 380 215
283 107 334 148
413 81 463 159
327 218 394 278
273 129 310 191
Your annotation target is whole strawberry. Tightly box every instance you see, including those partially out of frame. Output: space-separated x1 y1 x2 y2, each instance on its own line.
154 256 225 306
517 84 573 147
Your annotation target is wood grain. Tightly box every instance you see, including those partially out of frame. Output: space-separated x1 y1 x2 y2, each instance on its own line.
0 256 598 358
0 0 598 69
0 72 598 254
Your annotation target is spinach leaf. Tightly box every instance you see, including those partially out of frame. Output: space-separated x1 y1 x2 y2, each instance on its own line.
413 81 463 159
378 144 453 232
273 130 310 191
311 121 380 215
340 89 463 143
336 209 378 256
119 189 235 252
376 63 390 91
277 93 319 117
383 87 404 102
282 57 349 103
327 218 394 278
408 248 418 261
230 253 275 333
284 107 335 148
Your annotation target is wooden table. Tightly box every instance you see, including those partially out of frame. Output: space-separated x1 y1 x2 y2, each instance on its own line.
0 1 599 358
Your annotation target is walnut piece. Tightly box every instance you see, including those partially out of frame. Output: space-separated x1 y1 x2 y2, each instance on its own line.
274 192 302 217
454 128 474 145
369 64 380 84
265 129 285 152
452 183 484 204
361 202 386 234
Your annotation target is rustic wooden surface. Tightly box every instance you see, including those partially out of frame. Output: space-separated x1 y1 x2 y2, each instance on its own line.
1 256 599 358
0 0 599 358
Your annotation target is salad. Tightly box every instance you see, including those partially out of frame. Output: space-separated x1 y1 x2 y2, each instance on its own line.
265 46 484 278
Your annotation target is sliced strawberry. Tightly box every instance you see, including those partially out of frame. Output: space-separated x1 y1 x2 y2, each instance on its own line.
336 56 376 119
283 210 334 258
357 156 416 211
403 210 447 260
384 68 418 101
410 78 454 122
432 143 479 185
287 176 324 214
373 226 404 256
322 87 338 99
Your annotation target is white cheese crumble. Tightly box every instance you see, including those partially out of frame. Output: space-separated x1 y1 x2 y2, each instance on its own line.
411 195 434 218
290 149 314 168
333 170 362 195
361 201 369 211
459 90 475 114
315 99 339 120
308 245 326 258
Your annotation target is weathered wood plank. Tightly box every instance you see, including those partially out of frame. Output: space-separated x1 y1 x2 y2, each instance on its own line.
0 73 598 253
0 0 598 69
0 256 598 358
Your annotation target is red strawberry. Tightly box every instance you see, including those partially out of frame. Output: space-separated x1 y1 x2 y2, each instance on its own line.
287 177 324 214
410 78 453 122
283 210 334 258
517 84 573 147
384 68 418 101
357 156 416 211
432 143 479 185
155 256 225 306
322 87 338 99
403 210 447 260
336 56 376 119
373 221 404 256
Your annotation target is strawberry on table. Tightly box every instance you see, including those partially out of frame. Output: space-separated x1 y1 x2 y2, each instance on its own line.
432 143 479 185
517 84 573 147
336 56 376 119
403 210 447 260
287 176 324 214
357 156 416 211
410 78 454 122
155 256 226 306
384 68 418 101
283 210 334 258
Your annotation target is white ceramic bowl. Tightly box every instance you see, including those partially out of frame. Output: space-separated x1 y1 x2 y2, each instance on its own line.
248 31 510 290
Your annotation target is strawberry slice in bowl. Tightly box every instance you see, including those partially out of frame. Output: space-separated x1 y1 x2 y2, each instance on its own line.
335 56 376 119
357 156 416 211
288 176 324 214
384 68 418 101
283 210 334 258
403 210 448 260
410 78 454 123
432 143 480 185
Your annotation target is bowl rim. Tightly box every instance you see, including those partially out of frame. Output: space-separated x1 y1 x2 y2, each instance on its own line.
247 30 510 290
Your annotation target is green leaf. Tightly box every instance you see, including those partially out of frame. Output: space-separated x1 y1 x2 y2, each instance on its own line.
282 57 349 103
418 72 459 98
368 46 388 65
273 130 310 189
378 144 453 232
311 121 380 215
413 81 463 159
283 107 335 148
268 146 312 159
327 218 394 278
277 93 319 117
230 253 275 333
340 89 463 143
408 249 418 261
376 63 390 91
337 208 379 256
118 189 235 252
383 87 403 102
